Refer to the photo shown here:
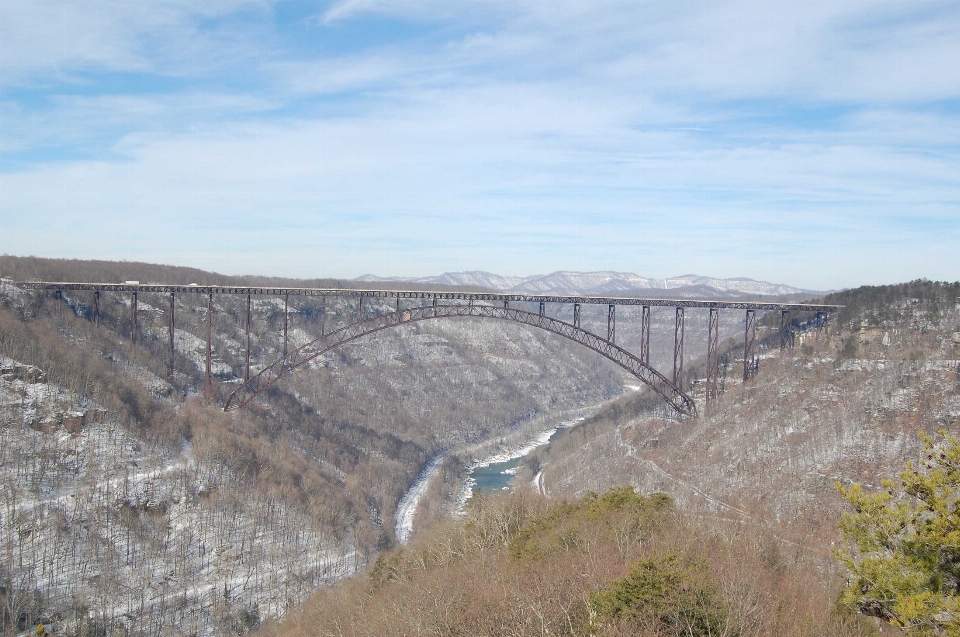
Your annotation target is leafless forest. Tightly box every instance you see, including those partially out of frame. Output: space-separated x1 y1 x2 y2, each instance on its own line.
2 256 958 636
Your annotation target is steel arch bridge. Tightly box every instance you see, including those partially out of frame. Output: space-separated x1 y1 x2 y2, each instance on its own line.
222 303 697 415
20 281 841 418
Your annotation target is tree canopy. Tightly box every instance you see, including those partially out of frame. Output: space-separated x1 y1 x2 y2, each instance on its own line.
837 431 960 634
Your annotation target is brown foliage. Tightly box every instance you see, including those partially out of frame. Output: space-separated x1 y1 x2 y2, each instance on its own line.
260 489 880 637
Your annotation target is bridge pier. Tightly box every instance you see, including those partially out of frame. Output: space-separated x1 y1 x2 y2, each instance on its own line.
640 306 650 365
131 291 138 344
282 293 289 358
780 310 791 351
539 301 545 317
169 292 175 378
206 293 213 399
673 308 684 388
245 294 252 383
607 305 616 343
93 290 100 327
321 296 326 336
706 307 720 408
743 309 756 381
573 303 580 329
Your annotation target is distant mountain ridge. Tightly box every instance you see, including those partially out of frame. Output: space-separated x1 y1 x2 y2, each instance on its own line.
355 271 823 298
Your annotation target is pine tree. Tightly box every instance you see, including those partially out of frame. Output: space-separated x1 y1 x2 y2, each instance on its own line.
836 431 960 634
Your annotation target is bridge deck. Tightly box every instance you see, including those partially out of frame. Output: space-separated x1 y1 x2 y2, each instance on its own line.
17 282 840 312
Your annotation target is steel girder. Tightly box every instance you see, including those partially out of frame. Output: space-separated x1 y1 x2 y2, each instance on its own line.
18 282 841 313
223 304 697 417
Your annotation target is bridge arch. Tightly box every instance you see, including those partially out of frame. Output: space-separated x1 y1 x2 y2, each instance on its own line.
224 304 697 416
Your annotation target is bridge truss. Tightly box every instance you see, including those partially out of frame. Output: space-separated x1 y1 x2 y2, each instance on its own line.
20 282 840 417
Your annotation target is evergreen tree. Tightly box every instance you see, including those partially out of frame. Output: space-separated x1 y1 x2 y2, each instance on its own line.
836 432 960 634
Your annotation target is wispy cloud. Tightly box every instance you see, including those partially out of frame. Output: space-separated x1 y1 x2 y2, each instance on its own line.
1 1 958 289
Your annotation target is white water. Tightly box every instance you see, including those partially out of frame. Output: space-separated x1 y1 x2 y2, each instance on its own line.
394 453 446 544
393 387 636 543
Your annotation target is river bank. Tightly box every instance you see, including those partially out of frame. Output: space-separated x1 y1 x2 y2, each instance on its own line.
393 387 641 545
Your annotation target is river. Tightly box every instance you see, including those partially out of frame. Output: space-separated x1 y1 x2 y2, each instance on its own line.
395 388 638 545
468 423 576 493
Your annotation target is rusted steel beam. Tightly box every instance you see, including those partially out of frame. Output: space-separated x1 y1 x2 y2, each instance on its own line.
169 292 175 378
17 282 841 313
743 309 756 381
282 293 288 358
780 310 790 351
245 294 251 383
206 292 213 399
225 304 697 417
673 307 684 388
131 291 138 344
706 307 720 407
640 305 650 365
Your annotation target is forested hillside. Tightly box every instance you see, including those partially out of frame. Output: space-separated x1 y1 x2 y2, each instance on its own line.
260 280 959 636
527 280 960 531
260 487 876 636
7 257 951 635
0 257 627 635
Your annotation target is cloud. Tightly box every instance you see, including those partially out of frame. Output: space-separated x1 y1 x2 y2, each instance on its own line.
1 0 958 289
0 0 273 85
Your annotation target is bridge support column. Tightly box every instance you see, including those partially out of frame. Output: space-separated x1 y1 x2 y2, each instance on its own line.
743 309 756 381
815 311 825 335
504 300 510 310
780 310 791 351
131 291 138 344
94 290 100 327
55 290 63 317
282 293 289 358
640 306 650 365
358 294 364 321
673 307 684 388
573 303 580 329
245 294 251 383
206 293 213 399
321 296 326 336
539 301 545 317
706 307 720 409
607 305 616 343
169 292 175 379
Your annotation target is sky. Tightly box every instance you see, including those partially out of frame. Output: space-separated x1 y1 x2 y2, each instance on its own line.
0 1 958 290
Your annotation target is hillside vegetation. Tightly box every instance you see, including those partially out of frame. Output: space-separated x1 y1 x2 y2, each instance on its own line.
263 279 960 636
5 258 956 635
0 257 625 635
261 487 876 637
527 280 960 532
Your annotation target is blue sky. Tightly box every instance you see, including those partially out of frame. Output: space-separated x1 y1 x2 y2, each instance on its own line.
1 0 958 290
